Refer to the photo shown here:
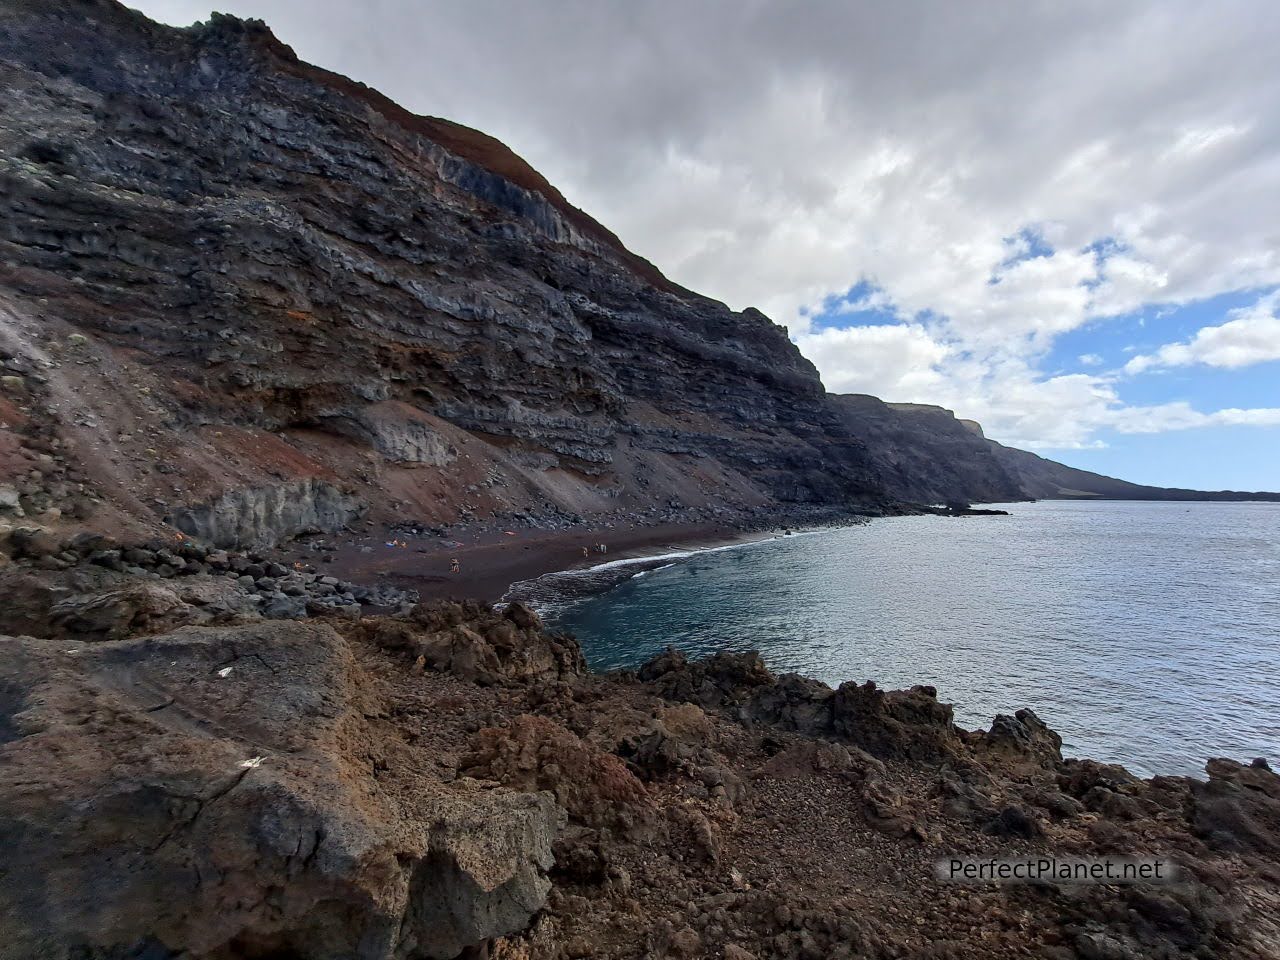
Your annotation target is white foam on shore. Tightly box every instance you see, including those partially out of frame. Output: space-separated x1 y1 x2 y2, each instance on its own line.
498 529 825 618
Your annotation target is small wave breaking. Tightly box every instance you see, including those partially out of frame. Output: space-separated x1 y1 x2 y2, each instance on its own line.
499 534 804 619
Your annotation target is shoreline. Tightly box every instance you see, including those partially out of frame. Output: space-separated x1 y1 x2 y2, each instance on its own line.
304 516 823 607
499 526 831 614
285 502 1008 612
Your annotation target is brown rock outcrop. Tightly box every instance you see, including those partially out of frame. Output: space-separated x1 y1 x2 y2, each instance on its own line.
0 620 562 959
463 714 653 833
360 600 584 685
974 707 1065 775
1 593 1279 957
1191 758 1280 857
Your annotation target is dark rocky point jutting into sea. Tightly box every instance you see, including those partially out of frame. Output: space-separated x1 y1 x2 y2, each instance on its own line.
1 2 1278 958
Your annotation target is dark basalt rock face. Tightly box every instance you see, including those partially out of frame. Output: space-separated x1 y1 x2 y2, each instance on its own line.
831 395 1027 506
1 1 1271 552
0 0 895 546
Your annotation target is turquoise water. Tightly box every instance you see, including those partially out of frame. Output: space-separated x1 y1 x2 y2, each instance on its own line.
543 501 1280 777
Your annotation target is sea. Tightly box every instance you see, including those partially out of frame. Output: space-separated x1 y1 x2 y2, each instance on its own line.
523 500 1280 778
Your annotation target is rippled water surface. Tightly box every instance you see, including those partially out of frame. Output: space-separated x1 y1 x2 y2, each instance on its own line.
547 501 1280 777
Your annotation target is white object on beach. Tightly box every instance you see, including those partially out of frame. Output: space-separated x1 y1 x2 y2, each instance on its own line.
217 666 233 678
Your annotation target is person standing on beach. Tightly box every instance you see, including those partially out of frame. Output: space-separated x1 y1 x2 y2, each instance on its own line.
582 546 590 559
450 557 460 574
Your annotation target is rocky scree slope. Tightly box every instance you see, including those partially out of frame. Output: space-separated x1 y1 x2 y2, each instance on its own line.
3 587 1280 959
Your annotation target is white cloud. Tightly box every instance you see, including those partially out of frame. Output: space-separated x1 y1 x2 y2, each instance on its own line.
1107 402 1280 433
130 0 1280 453
1125 291 1280 373
795 324 949 400
1079 354 1104 366
794 321 1280 450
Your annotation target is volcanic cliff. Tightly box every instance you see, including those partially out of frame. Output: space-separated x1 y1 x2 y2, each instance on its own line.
0 0 893 553
5 0 1271 560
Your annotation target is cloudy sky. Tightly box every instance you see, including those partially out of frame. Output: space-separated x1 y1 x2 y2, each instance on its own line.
134 1 1280 489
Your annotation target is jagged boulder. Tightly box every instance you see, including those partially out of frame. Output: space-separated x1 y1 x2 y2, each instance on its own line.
48 582 196 641
615 703 722 783
1191 758 1280 856
644 652 964 765
1057 758 1141 801
743 673 836 735
0 567 262 642
974 707 1064 775
363 600 584 685
0 569 56 636
740 675 963 764
0 621 562 959
463 714 652 834
638 647 775 707
4 525 62 561
830 682 962 763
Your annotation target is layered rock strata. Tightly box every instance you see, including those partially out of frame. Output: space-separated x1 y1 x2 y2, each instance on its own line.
5 0 1270 563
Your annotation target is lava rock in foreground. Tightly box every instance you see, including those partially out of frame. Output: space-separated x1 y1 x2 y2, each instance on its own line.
2 585 1278 959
